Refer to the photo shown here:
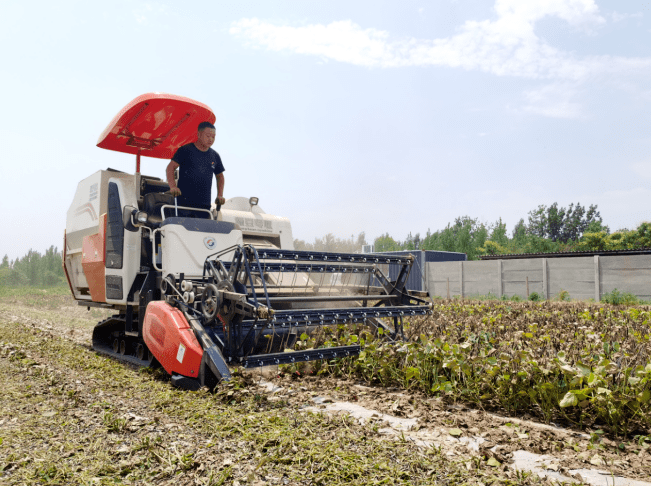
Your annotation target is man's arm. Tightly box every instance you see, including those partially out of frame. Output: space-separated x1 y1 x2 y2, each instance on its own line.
215 173 225 205
166 160 181 196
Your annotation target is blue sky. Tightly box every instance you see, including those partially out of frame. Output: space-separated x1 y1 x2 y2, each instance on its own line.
1 0 650 260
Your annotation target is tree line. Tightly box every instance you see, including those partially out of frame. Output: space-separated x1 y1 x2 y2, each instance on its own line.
0 246 66 287
295 202 651 260
3 202 648 288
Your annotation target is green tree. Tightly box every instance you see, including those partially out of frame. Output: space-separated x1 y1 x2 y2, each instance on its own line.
374 233 401 252
13 249 41 286
575 231 610 251
402 232 421 251
585 220 610 234
0 247 65 288
632 222 651 247
489 218 508 246
512 219 526 239
422 216 488 260
356 232 368 250
562 203 601 241
527 202 602 243
294 232 368 253
527 205 547 239
42 245 64 286
578 222 651 252
478 240 507 256
547 203 566 241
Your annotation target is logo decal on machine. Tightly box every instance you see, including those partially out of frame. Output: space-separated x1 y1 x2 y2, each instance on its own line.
176 343 186 363
203 237 216 250
89 183 98 201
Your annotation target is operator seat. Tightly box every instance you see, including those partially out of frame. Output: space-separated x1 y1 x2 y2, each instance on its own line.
143 192 175 226
143 192 211 227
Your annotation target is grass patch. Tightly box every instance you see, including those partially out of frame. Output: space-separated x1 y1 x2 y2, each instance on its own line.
0 285 71 298
601 288 651 306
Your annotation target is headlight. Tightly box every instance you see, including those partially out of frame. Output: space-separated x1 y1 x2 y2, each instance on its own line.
136 211 148 224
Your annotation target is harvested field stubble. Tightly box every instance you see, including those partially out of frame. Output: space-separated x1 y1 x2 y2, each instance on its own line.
2 290 651 483
320 301 651 437
0 306 557 485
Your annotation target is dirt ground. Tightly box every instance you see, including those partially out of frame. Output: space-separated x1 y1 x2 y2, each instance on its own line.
1 292 650 485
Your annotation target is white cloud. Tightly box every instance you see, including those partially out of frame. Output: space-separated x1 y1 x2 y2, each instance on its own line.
521 83 584 119
494 0 604 33
230 19 398 68
230 0 651 81
611 11 644 22
132 3 171 25
132 4 153 24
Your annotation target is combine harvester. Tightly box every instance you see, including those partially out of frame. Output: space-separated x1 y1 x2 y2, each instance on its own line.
63 93 432 389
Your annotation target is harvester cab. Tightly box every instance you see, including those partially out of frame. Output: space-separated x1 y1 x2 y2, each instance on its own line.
63 93 433 390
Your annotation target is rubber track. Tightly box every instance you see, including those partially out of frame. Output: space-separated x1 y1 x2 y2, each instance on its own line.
92 341 154 368
91 316 154 368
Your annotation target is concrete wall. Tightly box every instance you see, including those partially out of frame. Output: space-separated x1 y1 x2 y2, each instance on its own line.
502 259 543 299
547 257 594 301
380 250 466 292
426 254 651 301
427 261 462 298
599 254 651 300
463 261 500 297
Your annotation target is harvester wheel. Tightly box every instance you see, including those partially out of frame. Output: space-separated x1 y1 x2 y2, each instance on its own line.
119 339 127 355
136 343 145 361
112 338 119 353
200 283 221 321
148 350 160 368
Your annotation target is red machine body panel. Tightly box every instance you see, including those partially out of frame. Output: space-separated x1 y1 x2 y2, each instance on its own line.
81 214 106 302
143 301 203 378
97 92 216 159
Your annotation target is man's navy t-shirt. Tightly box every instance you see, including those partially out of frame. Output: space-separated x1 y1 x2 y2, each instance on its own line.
172 143 225 209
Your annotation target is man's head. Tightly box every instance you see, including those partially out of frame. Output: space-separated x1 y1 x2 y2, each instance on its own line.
197 121 216 149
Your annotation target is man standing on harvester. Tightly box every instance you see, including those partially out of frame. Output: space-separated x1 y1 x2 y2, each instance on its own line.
166 121 225 212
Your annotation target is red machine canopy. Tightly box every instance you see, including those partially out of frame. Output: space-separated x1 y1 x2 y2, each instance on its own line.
97 93 216 160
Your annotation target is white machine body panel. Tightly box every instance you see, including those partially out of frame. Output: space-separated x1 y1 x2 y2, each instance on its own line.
65 170 138 302
66 172 294 304
218 197 294 251
160 221 244 278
